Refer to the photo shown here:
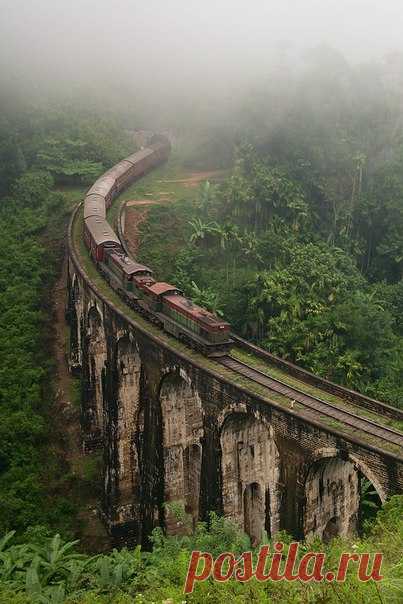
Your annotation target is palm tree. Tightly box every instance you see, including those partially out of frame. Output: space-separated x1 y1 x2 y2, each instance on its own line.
241 231 263 264
199 180 213 218
212 223 229 250
188 218 217 245
190 281 223 316
359 476 382 528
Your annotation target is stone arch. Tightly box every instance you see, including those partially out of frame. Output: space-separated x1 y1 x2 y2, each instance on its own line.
71 273 80 302
311 447 339 462
348 455 387 504
303 453 359 541
220 413 280 543
159 370 203 534
303 449 387 541
83 305 107 445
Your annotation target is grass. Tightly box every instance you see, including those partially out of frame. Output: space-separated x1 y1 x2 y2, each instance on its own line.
134 200 196 280
118 155 202 203
56 184 88 209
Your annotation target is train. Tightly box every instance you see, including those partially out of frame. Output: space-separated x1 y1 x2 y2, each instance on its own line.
83 135 232 357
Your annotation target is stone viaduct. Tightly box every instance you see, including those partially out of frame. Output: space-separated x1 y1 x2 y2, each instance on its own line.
67 205 403 549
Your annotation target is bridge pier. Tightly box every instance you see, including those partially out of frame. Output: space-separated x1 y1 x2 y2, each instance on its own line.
66 270 83 373
159 371 204 535
80 305 107 452
220 413 281 544
102 334 142 536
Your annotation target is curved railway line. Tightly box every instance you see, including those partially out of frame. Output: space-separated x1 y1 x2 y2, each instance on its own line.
72 135 403 459
218 355 403 449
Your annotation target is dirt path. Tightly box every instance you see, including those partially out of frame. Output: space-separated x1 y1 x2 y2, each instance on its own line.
161 169 226 187
51 257 110 552
126 199 163 207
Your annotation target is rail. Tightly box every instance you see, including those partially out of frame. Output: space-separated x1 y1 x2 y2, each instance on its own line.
219 355 403 450
232 334 403 421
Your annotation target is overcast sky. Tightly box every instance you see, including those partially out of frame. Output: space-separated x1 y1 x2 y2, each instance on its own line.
1 0 403 95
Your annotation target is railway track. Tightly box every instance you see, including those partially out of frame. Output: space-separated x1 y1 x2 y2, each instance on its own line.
218 355 403 450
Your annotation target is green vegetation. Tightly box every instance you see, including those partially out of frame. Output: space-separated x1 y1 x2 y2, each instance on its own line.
139 172 403 408
0 497 402 603
0 169 74 537
0 107 133 193
0 106 134 538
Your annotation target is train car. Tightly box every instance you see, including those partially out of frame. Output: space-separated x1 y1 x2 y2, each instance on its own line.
148 133 171 150
125 148 157 180
87 175 117 209
101 249 153 298
84 216 121 261
105 160 135 194
148 139 171 163
83 194 106 220
140 282 182 312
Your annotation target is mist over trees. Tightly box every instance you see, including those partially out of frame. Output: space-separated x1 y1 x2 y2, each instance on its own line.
130 47 403 406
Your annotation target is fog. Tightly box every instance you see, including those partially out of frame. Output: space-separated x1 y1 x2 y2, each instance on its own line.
1 0 403 125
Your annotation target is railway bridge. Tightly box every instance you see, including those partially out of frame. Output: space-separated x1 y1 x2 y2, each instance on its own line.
67 171 403 549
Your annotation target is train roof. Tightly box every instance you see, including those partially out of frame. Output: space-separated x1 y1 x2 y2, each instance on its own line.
147 282 182 297
87 175 116 198
84 194 106 220
164 294 230 331
85 216 121 247
125 147 155 166
104 160 134 180
108 251 152 276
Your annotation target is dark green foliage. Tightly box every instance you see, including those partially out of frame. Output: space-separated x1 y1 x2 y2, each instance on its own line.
140 129 403 405
0 171 70 535
0 118 26 197
36 137 103 185
0 106 133 536
0 499 402 602
0 105 133 195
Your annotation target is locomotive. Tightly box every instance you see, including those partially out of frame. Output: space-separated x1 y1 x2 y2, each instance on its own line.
83 136 232 357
